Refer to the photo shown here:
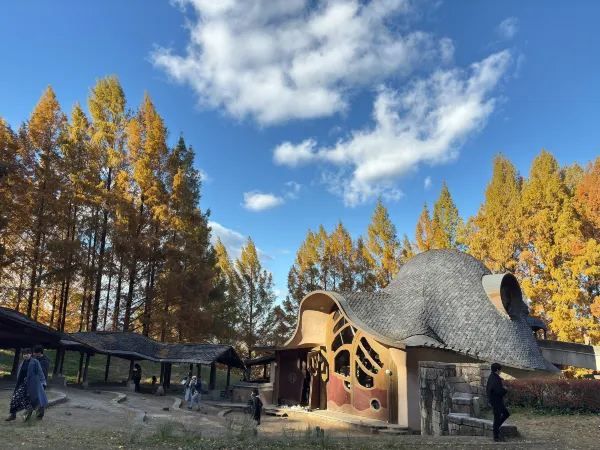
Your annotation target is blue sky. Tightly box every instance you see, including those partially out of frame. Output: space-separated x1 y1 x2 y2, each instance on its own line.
1 0 599 302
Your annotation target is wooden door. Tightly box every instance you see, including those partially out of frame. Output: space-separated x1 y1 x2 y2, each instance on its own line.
308 348 328 410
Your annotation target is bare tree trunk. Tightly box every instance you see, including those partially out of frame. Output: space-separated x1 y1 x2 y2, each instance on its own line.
112 257 123 331
102 253 113 330
91 168 112 330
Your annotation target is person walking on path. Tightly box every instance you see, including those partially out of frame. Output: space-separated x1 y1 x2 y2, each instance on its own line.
183 375 199 409
33 345 50 418
486 362 510 442
250 388 263 426
24 352 48 421
132 363 142 393
5 349 33 421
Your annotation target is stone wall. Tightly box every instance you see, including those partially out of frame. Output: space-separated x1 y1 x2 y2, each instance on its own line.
419 362 493 436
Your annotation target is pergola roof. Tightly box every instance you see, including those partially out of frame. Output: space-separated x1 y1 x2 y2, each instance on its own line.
0 306 64 349
69 331 245 368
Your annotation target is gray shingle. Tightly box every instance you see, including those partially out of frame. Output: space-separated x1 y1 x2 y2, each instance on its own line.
331 250 556 372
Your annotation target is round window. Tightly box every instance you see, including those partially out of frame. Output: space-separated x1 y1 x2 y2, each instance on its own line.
370 399 381 410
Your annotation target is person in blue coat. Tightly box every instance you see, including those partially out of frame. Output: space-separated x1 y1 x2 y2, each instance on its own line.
5 349 32 421
23 352 48 421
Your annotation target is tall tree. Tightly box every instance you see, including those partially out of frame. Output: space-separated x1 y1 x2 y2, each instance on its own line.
24 87 66 317
325 222 355 291
88 76 127 330
518 150 592 342
366 200 400 288
431 182 462 249
353 236 376 291
235 238 276 358
466 155 522 273
415 203 434 252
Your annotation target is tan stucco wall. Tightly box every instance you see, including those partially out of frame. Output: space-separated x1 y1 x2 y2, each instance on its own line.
286 293 337 348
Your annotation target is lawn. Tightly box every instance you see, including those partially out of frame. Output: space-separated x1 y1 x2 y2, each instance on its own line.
0 348 242 388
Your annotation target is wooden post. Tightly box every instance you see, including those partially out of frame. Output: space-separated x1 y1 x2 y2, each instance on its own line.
11 348 21 379
77 352 84 384
189 363 193 377
226 365 231 389
82 353 91 386
209 362 216 390
159 362 165 385
196 363 201 379
128 360 134 382
104 355 111 382
59 349 66 375
53 348 61 376
165 363 172 388
263 364 267 380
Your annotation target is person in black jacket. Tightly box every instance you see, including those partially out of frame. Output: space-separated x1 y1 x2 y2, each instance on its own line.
486 362 510 441
250 388 263 426
132 364 142 392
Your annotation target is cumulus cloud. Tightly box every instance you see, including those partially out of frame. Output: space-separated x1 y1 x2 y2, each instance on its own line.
242 191 285 211
209 221 246 257
274 51 511 206
152 0 454 124
424 176 432 190
209 220 272 260
497 17 518 40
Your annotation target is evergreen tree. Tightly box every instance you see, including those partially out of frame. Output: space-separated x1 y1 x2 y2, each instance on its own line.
353 236 376 291
235 238 276 358
467 155 522 273
415 203 434 252
366 200 400 288
88 76 127 330
518 150 590 342
431 182 462 249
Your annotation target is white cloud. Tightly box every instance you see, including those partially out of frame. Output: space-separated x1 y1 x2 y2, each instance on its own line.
198 169 211 183
424 176 432 190
242 191 285 211
152 0 454 124
284 181 302 199
209 220 272 260
274 51 511 206
209 221 246 257
497 17 518 40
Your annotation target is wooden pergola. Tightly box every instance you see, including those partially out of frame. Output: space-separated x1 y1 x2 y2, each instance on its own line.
0 307 245 389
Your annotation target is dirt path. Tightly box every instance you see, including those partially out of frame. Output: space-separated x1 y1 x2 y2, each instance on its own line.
0 388 598 449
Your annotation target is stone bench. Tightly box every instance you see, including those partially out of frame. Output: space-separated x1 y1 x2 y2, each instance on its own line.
448 413 518 438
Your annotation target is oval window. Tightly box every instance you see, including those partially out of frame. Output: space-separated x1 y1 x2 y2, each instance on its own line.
371 399 381 410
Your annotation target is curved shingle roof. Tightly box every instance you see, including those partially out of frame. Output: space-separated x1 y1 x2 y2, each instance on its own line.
332 249 556 372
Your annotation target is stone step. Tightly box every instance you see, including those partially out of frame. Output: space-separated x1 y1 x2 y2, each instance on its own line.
451 393 474 405
448 413 518 438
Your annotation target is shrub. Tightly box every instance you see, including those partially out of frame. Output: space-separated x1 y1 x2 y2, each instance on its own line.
506 378 600 413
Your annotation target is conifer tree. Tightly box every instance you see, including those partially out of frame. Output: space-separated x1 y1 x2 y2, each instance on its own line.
399 234 415 263
353 236 376 291
415 203 434 252
24 87 66 317
431 182 462 249
235 238 276 358
518 150 590 341
467 155 522 273
88 76 127 330
325 222 355 291
366 200 400 288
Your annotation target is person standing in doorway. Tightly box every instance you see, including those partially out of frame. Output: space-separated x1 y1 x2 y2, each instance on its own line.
486 362 510 442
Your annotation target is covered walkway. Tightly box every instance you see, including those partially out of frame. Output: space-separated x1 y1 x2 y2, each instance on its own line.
0 307 245 390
